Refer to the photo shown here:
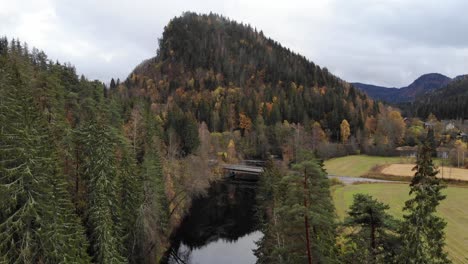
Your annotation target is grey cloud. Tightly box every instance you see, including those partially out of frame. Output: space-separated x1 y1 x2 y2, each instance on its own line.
1 0 468 87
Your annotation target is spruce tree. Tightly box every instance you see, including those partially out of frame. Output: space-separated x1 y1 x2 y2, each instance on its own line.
398 140 450 264
136 114 169 262
116 138 143 262
79 121 126 263
0 62 90 263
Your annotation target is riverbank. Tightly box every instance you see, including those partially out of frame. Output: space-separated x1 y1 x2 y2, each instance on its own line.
161 179 261 263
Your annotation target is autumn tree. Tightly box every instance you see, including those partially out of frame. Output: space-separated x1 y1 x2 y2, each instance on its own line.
311 121 326 149
365 116 377 136
340 119 351 144
376 108 405 147
227 139 238 162
239 112 253 136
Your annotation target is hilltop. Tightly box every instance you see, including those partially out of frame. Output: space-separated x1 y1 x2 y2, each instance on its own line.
116 12 377 146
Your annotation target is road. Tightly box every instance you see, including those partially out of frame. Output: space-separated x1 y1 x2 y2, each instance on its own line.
327 175 403 185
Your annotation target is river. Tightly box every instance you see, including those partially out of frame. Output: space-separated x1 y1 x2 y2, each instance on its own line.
161 175 401 263
161 180 262 264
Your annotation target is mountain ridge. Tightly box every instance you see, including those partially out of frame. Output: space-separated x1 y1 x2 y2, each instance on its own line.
352 73 452 103
407 75 468 119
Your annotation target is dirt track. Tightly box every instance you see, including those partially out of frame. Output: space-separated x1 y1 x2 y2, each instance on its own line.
381 164 468 181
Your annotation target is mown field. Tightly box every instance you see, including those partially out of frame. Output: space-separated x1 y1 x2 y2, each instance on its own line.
332 183 468 263
324 155 459 178
324 155 414 177
381 164 468 181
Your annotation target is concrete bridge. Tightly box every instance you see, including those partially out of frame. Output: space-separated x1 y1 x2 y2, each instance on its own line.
222 163 264 181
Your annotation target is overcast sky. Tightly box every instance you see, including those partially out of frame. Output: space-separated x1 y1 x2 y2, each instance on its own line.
2 0 468 87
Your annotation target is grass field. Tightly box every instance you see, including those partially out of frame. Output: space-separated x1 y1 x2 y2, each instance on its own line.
324 155 414 177
332 183 468 263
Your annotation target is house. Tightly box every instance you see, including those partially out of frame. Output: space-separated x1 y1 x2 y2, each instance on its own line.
436 147 450 159
424 122 435 129
396 146 418 158
459 132 468 142
445 122 455 131
403 117 411 125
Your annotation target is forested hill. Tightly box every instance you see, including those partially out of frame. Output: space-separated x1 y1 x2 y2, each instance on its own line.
118 12 377 140
353 73 452 103
404 75 468 120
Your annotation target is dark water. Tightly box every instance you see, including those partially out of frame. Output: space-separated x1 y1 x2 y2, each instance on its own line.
161 180 262 264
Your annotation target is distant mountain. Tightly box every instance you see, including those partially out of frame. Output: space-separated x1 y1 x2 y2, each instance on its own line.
408 75 468 119
351 82 399 102
352 73 452 103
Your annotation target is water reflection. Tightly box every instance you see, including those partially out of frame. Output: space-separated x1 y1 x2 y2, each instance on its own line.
162 180 261 264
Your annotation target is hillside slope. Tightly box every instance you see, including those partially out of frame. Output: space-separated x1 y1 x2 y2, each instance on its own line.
118 12 377 140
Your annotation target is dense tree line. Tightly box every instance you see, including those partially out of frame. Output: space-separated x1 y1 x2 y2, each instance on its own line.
0 38 175 263
402 76 468 120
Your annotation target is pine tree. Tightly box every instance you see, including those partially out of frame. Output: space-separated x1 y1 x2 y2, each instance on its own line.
343 194 400 263
0 62 90 263
255 157 338 263
398 139 450 264
293 159 339 263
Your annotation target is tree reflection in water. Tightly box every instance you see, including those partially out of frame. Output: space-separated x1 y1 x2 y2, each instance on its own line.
162 180 261 264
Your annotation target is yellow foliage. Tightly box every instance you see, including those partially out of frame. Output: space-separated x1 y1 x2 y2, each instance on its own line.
340 119 351 144
239 113 252 132
454 139 467 150
227 139 237 162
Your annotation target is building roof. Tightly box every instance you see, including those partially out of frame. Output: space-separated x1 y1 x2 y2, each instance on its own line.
396 146 418 151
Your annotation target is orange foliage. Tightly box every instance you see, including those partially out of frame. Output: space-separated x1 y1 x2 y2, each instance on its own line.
239 112 252 132
265 102 273 113
365 116 377 135
320 87 327 95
